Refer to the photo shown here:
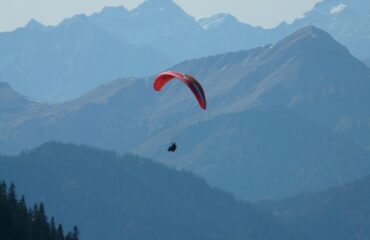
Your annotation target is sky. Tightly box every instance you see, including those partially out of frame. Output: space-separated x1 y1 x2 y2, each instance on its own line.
0 0 321 32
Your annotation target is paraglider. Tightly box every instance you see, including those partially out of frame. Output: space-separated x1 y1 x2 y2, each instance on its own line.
153 71 206 110
153 71 207 152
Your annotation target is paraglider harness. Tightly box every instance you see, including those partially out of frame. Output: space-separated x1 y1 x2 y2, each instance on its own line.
167 142 177 152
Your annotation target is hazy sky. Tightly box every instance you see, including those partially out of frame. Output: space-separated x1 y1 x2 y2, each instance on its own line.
0 0 321 32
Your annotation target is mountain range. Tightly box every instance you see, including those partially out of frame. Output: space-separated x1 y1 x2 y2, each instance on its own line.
3 141 370 240
135 26 370 199
0 142 297 240
1 0 369 102
0 14 172 102
1 26 370 200
92 0 370 61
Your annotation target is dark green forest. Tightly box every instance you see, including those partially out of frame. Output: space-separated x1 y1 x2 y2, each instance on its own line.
0 181 78 240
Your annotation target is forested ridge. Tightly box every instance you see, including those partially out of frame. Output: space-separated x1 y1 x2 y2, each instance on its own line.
0 142 299 240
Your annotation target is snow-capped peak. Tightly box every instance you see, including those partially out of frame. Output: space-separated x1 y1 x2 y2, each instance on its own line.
330 3 346 15
199 13 235 30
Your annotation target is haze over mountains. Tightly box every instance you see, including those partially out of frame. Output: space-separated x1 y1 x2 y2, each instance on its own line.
1 26 370 201
1 0 369 102
1 0 370 237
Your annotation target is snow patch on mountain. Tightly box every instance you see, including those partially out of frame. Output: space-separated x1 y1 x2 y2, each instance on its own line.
199 13 233 30
330 3 346 15
24 97 46 104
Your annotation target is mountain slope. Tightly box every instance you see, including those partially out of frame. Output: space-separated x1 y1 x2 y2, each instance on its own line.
0 78 155 154
257 175 370 240
0 142 298 240
0 82 44 130
197 13 273 56
134 107 370 200
0 16 172 102
363 58 370 68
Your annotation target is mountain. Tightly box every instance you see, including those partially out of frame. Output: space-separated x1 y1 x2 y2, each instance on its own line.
0 142 298 240
197 13 275 55
0 78 154 154
0 16 172 102
90 0 205 62
256 175 370 240
159 26 370 149
276 0 370 59
1 27 370 200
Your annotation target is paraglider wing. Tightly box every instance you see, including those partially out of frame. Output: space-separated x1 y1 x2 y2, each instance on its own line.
153 71 206 110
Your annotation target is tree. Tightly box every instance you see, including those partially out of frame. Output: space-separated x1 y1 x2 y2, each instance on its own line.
0 181 79 240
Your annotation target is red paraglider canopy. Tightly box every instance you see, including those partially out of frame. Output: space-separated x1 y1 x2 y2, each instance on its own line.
153 71 206 110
